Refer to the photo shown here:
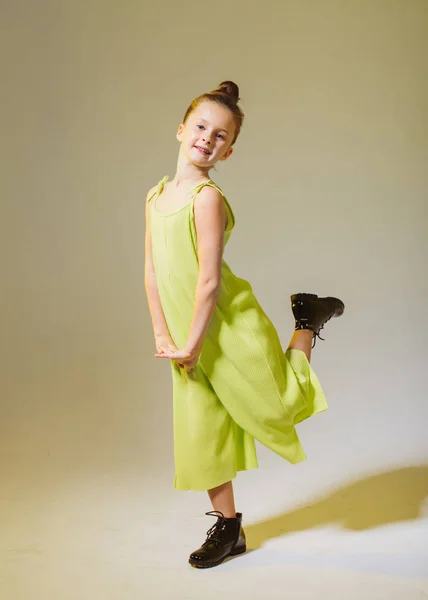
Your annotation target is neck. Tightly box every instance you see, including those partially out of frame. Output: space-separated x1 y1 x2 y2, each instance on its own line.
172 147 212 187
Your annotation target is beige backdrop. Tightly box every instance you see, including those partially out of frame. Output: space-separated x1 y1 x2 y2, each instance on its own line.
1 1 427 598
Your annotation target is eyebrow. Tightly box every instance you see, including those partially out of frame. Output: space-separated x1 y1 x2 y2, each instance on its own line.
197 118 229 134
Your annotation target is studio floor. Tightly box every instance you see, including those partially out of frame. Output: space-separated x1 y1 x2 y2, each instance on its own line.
2 470 428 600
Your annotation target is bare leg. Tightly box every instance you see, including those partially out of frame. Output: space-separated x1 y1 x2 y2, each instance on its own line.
208 480 236 518
286 329 313 362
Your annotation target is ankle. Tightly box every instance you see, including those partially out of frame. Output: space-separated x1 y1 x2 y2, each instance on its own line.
213 510 235 519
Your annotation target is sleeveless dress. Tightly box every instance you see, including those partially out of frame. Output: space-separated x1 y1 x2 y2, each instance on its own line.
148 175 328 492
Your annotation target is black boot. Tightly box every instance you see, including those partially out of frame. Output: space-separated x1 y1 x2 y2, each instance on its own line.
291 293 345 348
188 511 246 569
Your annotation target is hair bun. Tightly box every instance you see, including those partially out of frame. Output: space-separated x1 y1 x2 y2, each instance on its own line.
212 80 240 104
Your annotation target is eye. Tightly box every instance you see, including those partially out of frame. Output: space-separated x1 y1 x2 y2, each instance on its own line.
217 133 224 139
197 124 204 130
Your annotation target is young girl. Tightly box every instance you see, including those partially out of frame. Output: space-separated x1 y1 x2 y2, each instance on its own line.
144 81 344 569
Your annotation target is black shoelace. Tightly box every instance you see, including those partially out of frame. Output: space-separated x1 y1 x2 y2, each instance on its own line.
202 511 227 548
311 313 334 348
312 327 325 348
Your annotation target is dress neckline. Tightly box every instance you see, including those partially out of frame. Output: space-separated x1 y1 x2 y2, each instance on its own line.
153 175 214 217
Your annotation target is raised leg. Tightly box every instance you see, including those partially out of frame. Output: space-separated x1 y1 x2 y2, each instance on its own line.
288 293 345 358
286 329 313 362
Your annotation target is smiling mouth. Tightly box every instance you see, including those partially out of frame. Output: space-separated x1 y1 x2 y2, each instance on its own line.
195 146 212 155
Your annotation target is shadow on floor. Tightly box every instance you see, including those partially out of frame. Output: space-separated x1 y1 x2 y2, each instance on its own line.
245 465 428 549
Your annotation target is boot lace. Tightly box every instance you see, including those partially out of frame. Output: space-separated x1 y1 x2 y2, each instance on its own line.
311 313 333 348
312 327 325 348
202 511 227 548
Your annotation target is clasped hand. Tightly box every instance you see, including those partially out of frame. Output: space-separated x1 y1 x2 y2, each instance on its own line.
155 335 200 372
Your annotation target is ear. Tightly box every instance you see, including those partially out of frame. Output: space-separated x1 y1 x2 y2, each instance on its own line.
219 146 234 161
176 123 185 142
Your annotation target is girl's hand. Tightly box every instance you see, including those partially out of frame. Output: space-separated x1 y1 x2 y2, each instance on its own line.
155 345 201 372
154 334 177 355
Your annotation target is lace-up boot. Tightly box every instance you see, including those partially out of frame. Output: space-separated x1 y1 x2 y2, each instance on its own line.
291 293 345 348
188 511 246 568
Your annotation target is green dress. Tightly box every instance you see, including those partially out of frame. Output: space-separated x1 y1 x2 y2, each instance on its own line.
148 176 328 492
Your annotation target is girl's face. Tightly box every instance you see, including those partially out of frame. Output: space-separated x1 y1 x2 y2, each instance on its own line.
176 101 235 168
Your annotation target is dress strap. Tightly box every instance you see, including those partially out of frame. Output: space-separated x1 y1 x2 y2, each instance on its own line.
190 179 224 199
147 175 169 203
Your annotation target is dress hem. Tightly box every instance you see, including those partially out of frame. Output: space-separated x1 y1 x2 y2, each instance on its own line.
173 463 259 492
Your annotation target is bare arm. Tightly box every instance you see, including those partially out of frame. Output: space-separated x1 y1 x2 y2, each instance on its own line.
185 186 228 353
144 186 172 341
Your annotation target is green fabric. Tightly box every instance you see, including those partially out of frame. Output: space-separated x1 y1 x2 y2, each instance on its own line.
148 176 328 491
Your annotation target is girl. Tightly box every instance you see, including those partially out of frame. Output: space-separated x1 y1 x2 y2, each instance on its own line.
144 81 344 569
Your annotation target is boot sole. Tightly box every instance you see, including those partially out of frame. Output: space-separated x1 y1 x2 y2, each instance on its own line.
290 293 345 317
189 545 246 569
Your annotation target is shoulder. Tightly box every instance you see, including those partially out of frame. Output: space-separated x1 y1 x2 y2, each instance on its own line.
194 184 227 229
194 184 226 213
145 184 158 203
144 184 159 225
196 182 235 232
194 183 227 212
145 184 159 218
